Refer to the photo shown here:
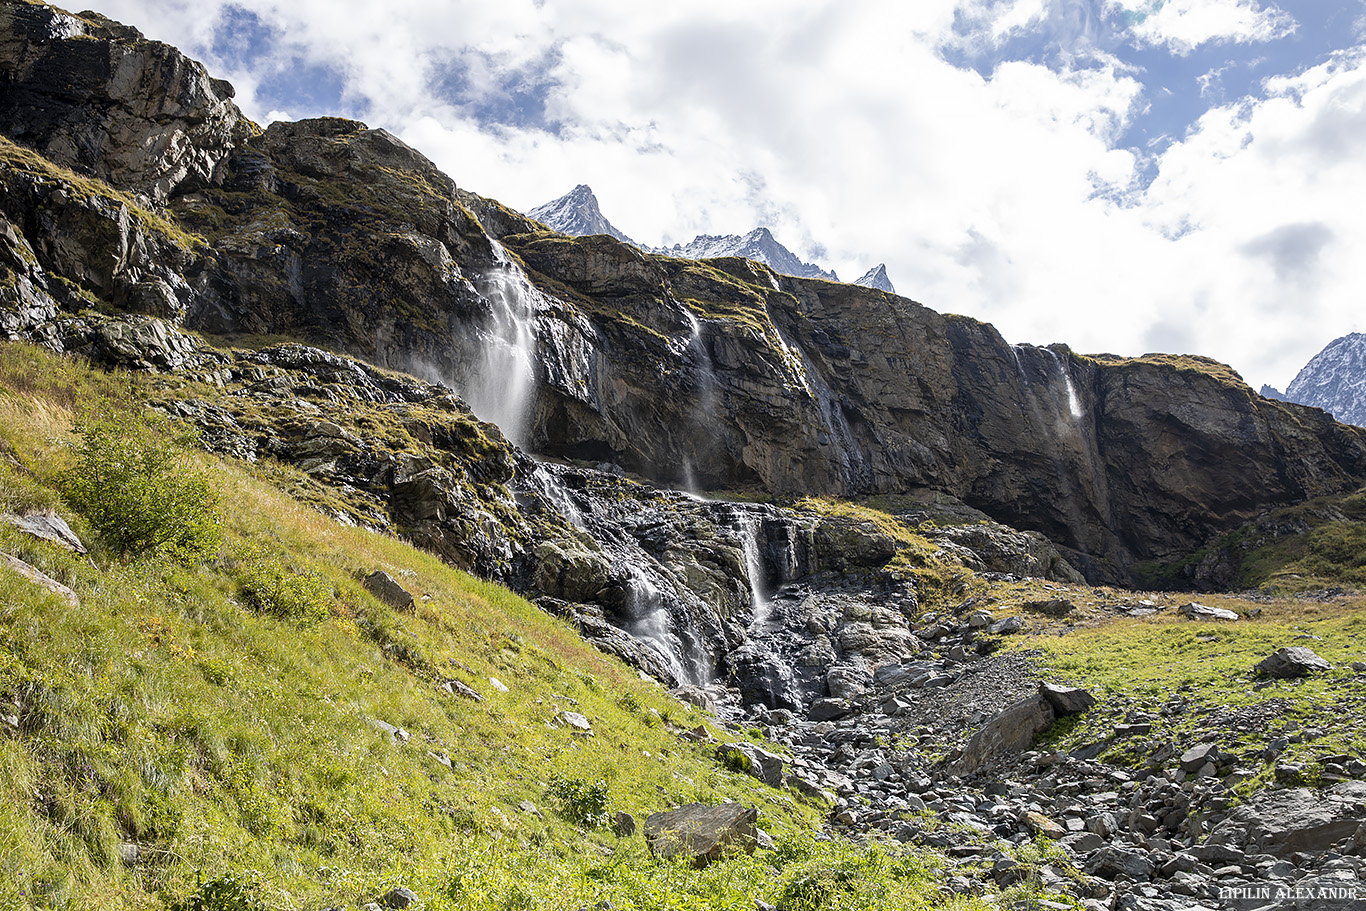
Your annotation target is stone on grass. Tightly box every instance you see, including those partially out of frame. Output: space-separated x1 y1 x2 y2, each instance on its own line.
1040 682 1096 716
612 810 637 837
1254 646 1332 678
716 742 785 787
987 616 1025 635
363 570 415 611
380 886 419 908
0 553 79 607
1178 602 1239 621
644 803 758 867
554 711 593 736
2 512 87 554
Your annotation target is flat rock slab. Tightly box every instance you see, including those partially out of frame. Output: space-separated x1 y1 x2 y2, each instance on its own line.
1179 601 1239 621
644 803 758 867
0 552 79 607
1208 780 1366 857
1255 646 1332 678
2 512 87 554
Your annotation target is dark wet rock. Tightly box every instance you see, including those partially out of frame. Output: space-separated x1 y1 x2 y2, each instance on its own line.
1255 647 1333 678
807 698 852 722
643 803 758 867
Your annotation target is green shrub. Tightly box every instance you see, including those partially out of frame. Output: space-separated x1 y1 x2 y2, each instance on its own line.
59 410 221 561
171 871 270 911
232 545 333 623
545 775 609 828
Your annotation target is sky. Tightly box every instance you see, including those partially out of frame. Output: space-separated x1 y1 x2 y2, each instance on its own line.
90 0 1366 391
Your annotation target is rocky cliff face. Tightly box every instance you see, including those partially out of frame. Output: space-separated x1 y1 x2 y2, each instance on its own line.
4 0 1366 598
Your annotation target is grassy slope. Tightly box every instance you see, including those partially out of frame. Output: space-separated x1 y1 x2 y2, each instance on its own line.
1005 593 1366 793
0 343 997 911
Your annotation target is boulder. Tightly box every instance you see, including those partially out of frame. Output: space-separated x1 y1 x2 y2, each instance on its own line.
554 711 593 736
807 698 851 722
987 616 1024 635
380 887 419 909
1254 646 1333 678
612 811 637 837
644 803 758 867
1179 743 1222 773
715 742 785 787
1040 682 1096 716
363 570 416 611
1207 782 1366 857
1178 602 1239 621
953 694 1056 775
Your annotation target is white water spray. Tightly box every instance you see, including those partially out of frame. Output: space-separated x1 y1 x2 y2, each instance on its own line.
1044 348 1084 420
463 241 539 446
737 514 771 625
624 570 705 686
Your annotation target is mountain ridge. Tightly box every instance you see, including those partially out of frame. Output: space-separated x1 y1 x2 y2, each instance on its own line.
1263 333 1366 428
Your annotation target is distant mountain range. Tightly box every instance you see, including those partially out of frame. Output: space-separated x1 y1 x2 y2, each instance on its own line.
1261 333 1366 427
528 184 893 291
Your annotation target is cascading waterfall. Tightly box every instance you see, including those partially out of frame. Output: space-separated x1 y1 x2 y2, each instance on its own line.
623 570 708 686
1044 347 1084 420
463 241 539 446
737 513 772 625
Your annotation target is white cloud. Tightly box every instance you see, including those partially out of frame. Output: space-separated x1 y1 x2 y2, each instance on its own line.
1106 0 1296 56
84 0 1366 390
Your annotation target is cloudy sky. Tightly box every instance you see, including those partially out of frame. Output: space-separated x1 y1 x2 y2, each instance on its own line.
93 0 1366 391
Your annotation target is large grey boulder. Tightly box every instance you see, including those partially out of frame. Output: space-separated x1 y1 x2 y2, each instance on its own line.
1255 646 1333 678
644 803 758 867
952 694 1056 775
1179 601 1239 621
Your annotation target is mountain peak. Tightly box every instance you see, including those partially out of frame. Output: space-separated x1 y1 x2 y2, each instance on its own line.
1280 332 1366 426
528 184 636 245
854 263 895 294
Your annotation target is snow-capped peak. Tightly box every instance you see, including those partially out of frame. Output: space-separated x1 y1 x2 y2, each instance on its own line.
528 185 636 245
1278 333 1366 427
853 264 895 294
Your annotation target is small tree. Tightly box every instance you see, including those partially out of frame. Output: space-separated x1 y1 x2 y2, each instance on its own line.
60 410 221 561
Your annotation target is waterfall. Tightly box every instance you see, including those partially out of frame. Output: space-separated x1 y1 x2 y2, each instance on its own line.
527 463 585 529
463 241 540 446
1044 347 1084 420
737 513 771 625
623 570 707 686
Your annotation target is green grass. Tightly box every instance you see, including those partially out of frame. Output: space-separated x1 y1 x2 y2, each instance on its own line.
1013 597 1366 776
0 340 1008 910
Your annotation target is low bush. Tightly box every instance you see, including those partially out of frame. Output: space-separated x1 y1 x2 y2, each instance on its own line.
58 410 221 561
